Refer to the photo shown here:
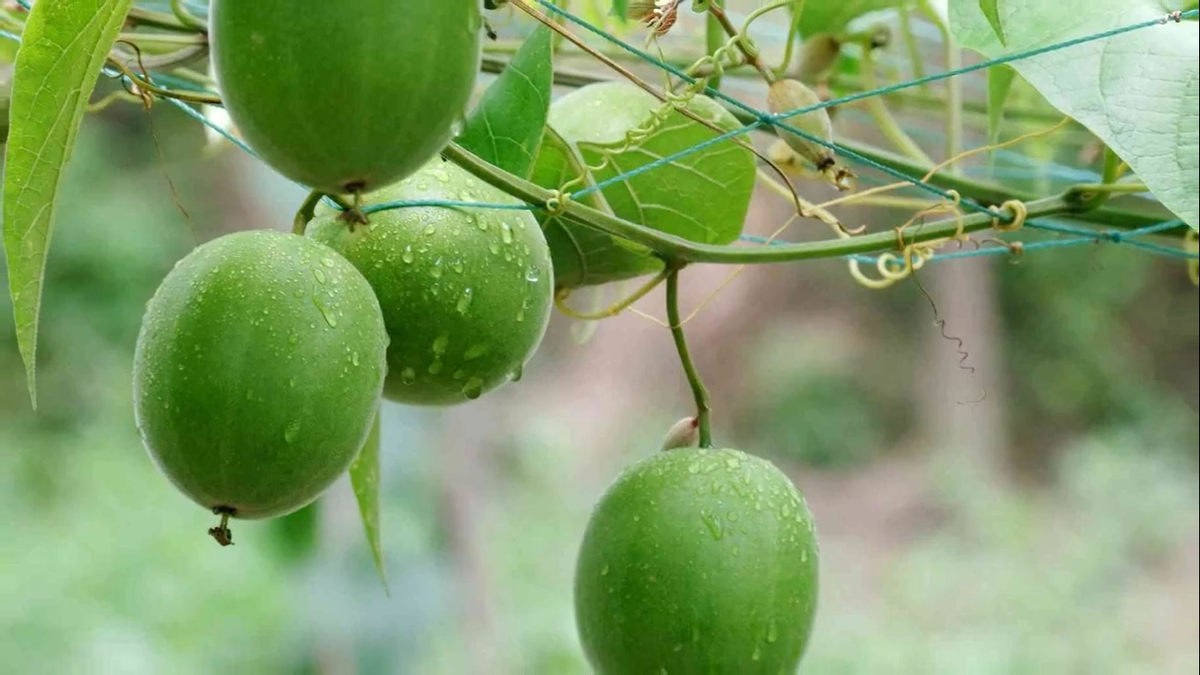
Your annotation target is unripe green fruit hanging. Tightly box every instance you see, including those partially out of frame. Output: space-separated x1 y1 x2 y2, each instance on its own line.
133 231 388 523
307 159 554 406
210 0 482 195
575 447 820 674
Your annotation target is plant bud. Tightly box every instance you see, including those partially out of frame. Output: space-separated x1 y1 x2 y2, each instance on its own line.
660 416 700 451
768 78 836 171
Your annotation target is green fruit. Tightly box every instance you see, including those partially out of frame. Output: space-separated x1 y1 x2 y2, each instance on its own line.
210 0 481 195
575 447 819 674
306 158 553 406
538 81 756 288
133 231 388 521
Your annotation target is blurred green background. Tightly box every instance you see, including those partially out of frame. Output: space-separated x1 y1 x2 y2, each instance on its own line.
2 5 1198 675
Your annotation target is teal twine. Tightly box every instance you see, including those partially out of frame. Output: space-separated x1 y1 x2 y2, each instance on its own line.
540 1 1196 221
3 10 1194 264
736 220 1199 264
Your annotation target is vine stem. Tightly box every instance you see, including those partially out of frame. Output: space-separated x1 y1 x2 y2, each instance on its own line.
443 142 1078 266
665 268 713 448
706 0 726 90
860 47 933 164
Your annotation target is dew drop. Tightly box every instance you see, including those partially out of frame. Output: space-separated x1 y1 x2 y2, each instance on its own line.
428 360 444 375
402 245 415 264
509 365 523 383
462 377 484 400
423 225 436 237
464 343 489 360
400 367 416 385
600 564 609 576
500 222 514 244
488 243 501 256
321 257 336 268
431 258 444 279
351 352 360 366
456 288 474 314
432 334 450 356
700 513 723 540
751 645 762 661
525 266 540 283
313 268 327 284
284 420 302 444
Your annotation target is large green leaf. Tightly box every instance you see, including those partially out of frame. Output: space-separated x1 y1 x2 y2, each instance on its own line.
979 0 1007 44
457 24 553 180
795 0 906 38
530 126 657 288
3 0 132 407
950 0 1199 230
546 82 756 288
350 408 388 593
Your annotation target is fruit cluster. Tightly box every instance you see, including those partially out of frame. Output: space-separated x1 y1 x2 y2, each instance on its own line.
132 2 818 671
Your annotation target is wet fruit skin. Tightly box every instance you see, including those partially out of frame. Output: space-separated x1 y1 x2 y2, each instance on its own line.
210 0 481 195
575 447 820 674
133 231 388 520
306 158 554 406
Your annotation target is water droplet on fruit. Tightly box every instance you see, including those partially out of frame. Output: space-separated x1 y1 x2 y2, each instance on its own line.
351 352 360 366
433 168 451 183
525 266 540 282
700 513 723 540
456 288 474 314
284 420 301 444
313 268 327 284
462 377 484 400
321 257 335 268
500 222 514 244
464 343 488 360
488 243 500 256
509 366 523 383
431 259 444 279
751 645 762 661
452 369 466 380
600 564 609 576
423 225 436 236
725 457 740 470
402 245 415 264
400 368 416 385
428 360 444 375
432 334 450 356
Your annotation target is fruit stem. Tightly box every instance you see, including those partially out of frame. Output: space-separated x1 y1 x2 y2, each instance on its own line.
861 48 933 165
208 507 235 547
293 189 326 235
169 0 207 33
665 267 713 448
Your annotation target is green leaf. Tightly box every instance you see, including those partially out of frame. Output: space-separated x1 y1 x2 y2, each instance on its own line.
546 83 756 288
350 408 388 594
2 0 132 407
986 64 1016 150
531 126 657 288
979 0 1007 45
457 24 553 180
796 0 907 38
950 0 1199 230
